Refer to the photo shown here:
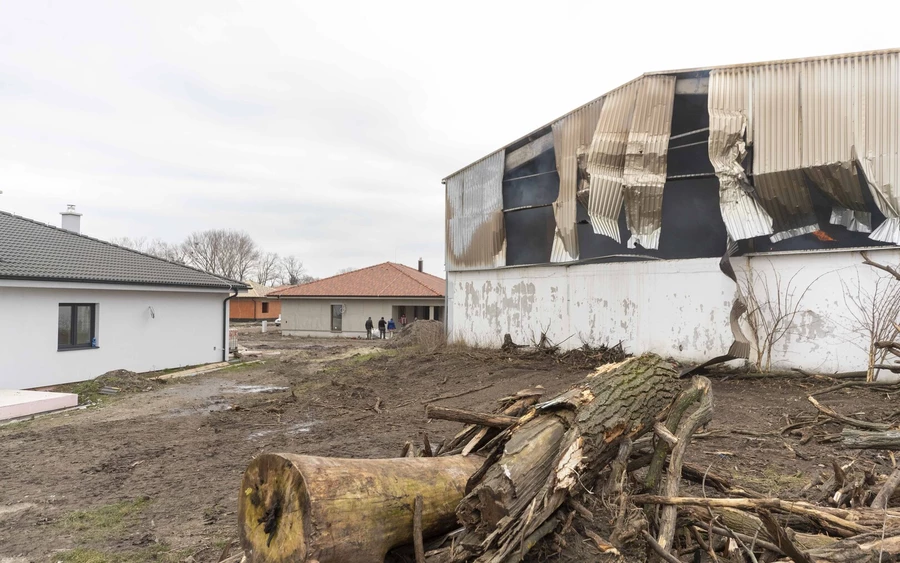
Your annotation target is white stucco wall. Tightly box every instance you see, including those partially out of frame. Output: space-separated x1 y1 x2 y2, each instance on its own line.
0 281 231 389
447 248 900 376
280 297 445 337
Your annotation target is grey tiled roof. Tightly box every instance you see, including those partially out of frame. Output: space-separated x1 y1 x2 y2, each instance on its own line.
0 211 242 289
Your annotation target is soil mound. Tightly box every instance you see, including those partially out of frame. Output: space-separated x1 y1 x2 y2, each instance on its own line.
93 369 162 393
387 320 444 348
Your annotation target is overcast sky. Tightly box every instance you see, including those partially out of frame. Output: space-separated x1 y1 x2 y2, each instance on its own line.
0 1 896 278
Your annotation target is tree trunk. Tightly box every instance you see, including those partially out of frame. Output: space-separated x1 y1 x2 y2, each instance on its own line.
451 354 683 563
239 454 483 563
842 428 900 449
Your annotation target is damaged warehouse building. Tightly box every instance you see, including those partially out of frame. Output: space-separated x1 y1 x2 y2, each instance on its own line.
443 49 900 374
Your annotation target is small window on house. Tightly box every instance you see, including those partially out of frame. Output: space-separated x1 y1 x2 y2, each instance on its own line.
262 302 269 314
331 304 342 332
58 304 97 350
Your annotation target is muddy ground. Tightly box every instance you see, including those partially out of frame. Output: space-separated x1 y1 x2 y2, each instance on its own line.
1 325 898 562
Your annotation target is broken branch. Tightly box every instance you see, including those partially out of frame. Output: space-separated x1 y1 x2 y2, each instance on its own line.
807 396 891 431
425 405 518 429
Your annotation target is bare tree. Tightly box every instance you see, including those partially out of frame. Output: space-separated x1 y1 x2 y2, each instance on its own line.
280 255 307 285
839 252 900 381
110 236 149 252
183 229 259 280
336 267 357 275
738 261 822 372
255 252 281 286
148 239 189 265
841 274 900 381
296 274 319 285
111 236 188 265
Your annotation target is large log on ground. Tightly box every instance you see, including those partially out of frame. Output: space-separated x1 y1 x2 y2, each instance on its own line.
239 454 483 563
841 428 900 449
451 354 683 563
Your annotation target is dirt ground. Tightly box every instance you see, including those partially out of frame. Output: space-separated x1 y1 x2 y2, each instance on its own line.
1 325 898 563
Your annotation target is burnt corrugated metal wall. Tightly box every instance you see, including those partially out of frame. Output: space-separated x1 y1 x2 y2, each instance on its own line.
445 50 900 272
446 151 506 270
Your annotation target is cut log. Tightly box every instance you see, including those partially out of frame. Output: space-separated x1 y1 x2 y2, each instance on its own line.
425 406 519 429
841 428 900 449
239 453 483 563
450 354 683 563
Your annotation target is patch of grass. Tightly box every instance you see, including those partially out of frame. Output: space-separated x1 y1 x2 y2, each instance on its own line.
65 379 105 404
61 497 151 541
57 545 174 563
348 349 395 364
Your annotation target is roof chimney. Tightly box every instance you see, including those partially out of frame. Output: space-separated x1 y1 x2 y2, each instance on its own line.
418 257 423 272
60 204 82 234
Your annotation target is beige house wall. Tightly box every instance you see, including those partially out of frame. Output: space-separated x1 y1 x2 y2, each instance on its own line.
279 297 445 337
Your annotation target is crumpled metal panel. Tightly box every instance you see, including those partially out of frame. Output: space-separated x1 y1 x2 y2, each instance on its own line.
446 151 506 271
707 69 774 241
858 53 900 243
551 99 604 262
729 52 900 242
622 75 676 249
585 82 639 243
751 63 820 239
805 164 871 232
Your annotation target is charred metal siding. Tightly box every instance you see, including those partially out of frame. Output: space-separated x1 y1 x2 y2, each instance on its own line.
446 151 506 271
551 99 603 262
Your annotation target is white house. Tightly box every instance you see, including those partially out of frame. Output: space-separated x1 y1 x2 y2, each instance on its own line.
0 208 244 389
443 50 900 377
273 262 445 338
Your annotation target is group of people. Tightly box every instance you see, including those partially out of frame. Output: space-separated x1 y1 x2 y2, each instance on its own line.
364 314 413 339
365 316 393 339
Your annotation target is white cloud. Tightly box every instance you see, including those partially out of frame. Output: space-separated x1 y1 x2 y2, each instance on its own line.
0 0 896 277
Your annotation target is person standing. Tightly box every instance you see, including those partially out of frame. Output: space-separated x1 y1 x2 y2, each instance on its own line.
378 317 387 339
400 314 407 326
365 317 374 340
387 318 396 338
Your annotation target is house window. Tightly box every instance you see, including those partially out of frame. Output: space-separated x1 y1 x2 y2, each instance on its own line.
58 304 97 350
331 304 342 332
262 302 269 314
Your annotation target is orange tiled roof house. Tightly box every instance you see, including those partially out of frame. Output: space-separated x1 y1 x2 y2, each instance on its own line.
269 262 445 337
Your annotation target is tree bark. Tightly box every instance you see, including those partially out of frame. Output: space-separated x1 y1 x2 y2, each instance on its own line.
451 354 683 563
239 453 483 563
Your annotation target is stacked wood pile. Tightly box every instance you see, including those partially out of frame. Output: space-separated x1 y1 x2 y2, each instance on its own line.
239 355 900 563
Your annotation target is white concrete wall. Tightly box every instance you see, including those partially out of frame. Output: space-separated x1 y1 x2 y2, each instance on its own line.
280 298 445 337
447 248 900 376
0 281 230 389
